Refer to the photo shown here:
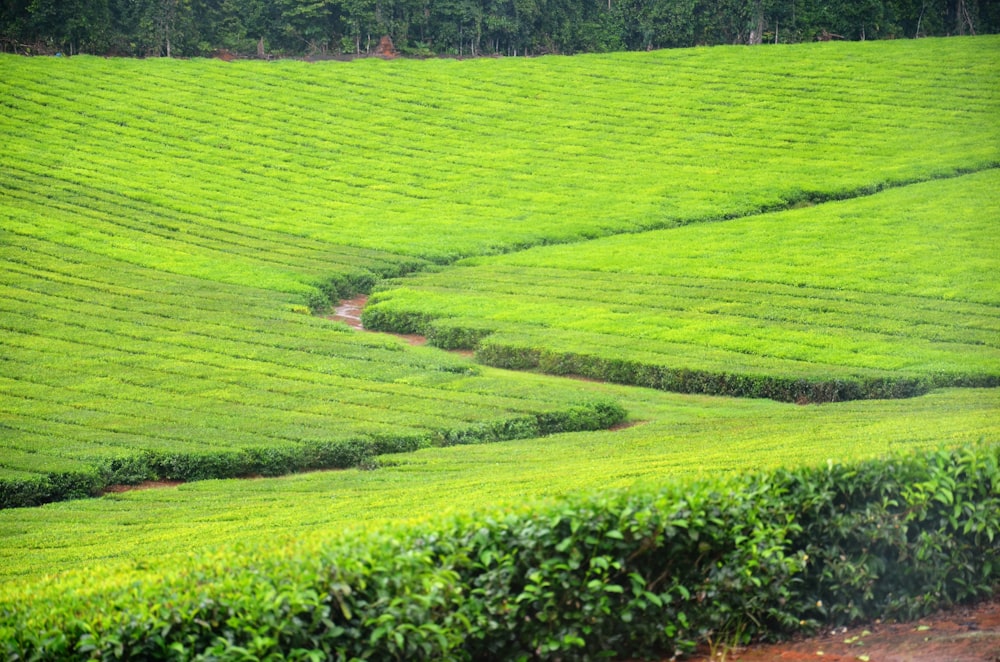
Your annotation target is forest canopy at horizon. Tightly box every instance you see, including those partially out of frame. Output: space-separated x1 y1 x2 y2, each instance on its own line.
2 0 998 58
0 36 997 616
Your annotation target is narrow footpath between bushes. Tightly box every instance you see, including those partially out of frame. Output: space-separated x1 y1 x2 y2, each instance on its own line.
681 596 1000 662
328 294 435 347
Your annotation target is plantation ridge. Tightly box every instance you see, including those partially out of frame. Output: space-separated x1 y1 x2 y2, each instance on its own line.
0 36 998 659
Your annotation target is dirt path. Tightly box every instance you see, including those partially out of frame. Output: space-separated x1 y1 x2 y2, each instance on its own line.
327 295 429 346
101 480 184 494
327 295 368 329
328 295 480 355
686 597 1000 662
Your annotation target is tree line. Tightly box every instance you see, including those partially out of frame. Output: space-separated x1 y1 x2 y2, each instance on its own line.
2 0 996 58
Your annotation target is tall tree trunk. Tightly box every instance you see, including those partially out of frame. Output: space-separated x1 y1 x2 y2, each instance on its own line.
956 0 976 34
748 0 765 44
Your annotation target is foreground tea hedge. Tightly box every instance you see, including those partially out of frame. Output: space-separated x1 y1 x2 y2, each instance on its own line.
4 443 996 660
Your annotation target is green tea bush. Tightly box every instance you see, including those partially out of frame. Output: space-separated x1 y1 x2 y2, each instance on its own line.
307 268 423 314
4 444 996 660
0 402 625 509
476 341 937 403
0 470 102 509
363 171 1000 404
785 445 1000 623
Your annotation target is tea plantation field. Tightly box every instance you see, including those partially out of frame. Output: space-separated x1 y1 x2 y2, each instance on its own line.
2 399 997 659
0 227 625 505
2 36 997 269
365 171 1000 400
2 385 996 584
0 35 998 659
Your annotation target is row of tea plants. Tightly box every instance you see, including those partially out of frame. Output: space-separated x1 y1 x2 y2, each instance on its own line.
2 443 996 659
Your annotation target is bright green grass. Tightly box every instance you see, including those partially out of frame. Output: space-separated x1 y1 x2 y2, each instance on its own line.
366 171 1000 389
1 385 995 589
3 37 996 488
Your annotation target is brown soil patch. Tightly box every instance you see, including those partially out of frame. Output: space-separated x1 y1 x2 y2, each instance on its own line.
374 35 397 58
686 597 1000 662
328 295 368 329
609 420 648 431
326 295 430 347
102 480 184 494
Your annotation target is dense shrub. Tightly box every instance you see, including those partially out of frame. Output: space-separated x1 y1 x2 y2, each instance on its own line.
306 270 398 315
373 302 998 402
0 471 102 509
0 401 624 509
476 340 940 403
3 444 996 660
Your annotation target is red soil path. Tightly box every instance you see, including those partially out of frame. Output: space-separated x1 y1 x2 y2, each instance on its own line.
327 295 429 346
328 295 477 354
686 597 1000 662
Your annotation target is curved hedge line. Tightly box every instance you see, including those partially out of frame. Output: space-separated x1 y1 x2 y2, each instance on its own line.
304 261 428 315
476 341 953 403
363 304 998 403
0 400 625 509
3 444 996 660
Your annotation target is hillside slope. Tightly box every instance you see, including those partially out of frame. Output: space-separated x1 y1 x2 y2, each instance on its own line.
0 38 997 493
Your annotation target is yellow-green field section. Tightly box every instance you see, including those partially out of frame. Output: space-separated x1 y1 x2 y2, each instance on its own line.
0 36 998 612
1 385 996 590
365 171 1000 392
2 37 998 272
1 37 998 491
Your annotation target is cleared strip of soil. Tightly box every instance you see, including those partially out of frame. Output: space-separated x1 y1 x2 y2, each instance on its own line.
328 295 367 328
684 596 1000 662
327 295 428 346
101 480 184 494
327 295 369 330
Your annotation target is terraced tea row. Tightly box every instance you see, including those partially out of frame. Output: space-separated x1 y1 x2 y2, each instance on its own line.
0 231 623 506
2 385 995 583
2 37 998 274
5 442 996 661
1 38 997 500
365 171 1000 401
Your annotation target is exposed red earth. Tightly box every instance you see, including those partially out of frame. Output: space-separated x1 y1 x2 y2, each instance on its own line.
326 295 370 331
327 295 429 346
685 597 1000 662
328 295 477 353
101 480 184 494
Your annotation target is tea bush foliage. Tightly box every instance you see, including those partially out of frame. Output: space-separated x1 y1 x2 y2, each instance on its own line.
0 229 627 508
2 386 995 584
365 172 1000 402
0 37 998 654
2 39 998 502
3 38 998 267
2 444 996 660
